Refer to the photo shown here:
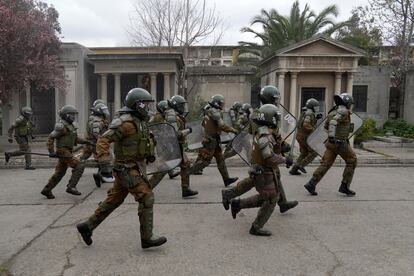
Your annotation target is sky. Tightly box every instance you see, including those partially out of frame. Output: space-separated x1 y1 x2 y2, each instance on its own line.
42 0 369 47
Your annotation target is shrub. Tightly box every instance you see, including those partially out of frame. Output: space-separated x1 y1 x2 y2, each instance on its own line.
355 118 377 144
382 119 414 139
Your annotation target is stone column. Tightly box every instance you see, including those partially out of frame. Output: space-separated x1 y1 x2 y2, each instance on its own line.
114 73 121 111
269 71 276 86
55 88 60 117
25 86 31 107
289 72 298 117
164 73 170 100
150 73 157 96
334 72 342 95
100 74 108 103
277 72 286 106
347 72 354 95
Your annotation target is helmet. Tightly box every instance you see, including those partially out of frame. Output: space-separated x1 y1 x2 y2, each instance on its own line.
334 93 354 109
59 105 78 123
124 88 154 119
232 101 242 111
254 104 280 128
93 99 105 107
259 85 280 105
168 95 188 115
156 100 169 114
209 94 225 109
305 98 320 113
93 103 110 118
21 106 33 118
240 103 252 116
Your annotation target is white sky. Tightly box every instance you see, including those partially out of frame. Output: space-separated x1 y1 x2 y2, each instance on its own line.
43 0 369 47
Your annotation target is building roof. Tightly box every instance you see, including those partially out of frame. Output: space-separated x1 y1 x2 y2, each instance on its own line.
188 65 255 76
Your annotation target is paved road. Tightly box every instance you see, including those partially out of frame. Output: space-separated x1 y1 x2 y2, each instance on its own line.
0 166 413 276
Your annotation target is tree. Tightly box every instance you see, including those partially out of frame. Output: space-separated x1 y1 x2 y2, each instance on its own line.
368 0 414 117
0 0 66 104
239 0 350 58
335 7 382 65
128 0 224 47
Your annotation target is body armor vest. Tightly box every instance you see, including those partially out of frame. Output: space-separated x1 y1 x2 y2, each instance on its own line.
297 111 316 136
56 121 77 149
16 116 33 137
334 113 352 139
113 116 154 163
202 110 221 137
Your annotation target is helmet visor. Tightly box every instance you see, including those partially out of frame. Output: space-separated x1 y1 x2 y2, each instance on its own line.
313 106 320 113
177 102 189 115
66 113 78 123
101 106 110 118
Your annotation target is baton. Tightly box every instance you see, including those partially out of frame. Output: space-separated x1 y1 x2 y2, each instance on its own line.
21 152 71 158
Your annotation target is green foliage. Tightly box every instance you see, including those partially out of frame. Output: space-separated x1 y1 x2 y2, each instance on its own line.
355 118 377 143
187 95 207 121
382 119 414 139
238 0 350 59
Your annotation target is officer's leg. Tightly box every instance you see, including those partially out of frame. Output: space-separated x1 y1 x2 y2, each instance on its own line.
338 144 357 196
222 176 254 210
128 170 166 249
149 171 168 189
41 159 68 199
305 144 337 195
21 143 34 170
223 141 237 159
66 158 85 195
250 197 277 236
79 144 93 161
290 142 307 175
301 148 318 169
180 153 198 197
276 172 298 213
186 144 214 175
77 174 128 245
214 145 238 186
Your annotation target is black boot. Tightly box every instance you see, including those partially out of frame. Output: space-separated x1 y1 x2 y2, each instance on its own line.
182 187 198 198
298 166 307 174
169 169 180 179
338 182 356 197
4 152 10 164
224 177 238 187
289 165 301 175
193 169 203 175
41 188 55 199
93 173 101 188
304 178 318 196
141 236 167 249
230 198 241 219
222 189 236 210
66 187 81 196
25 166 36 170
279 200 299 213
249 225 272 236
77 222 93 246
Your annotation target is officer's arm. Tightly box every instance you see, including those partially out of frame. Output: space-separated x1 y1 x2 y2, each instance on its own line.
47 122 65 153
91 120 103 140
8 117 24 138
96 118 128 162
211 110 237 134
259 136 286 167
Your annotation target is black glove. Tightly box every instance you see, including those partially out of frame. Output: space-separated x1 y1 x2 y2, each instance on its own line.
8 138 13 144
328 137 336 144
285 156 293 168
281 143 291 155
99 162 113 177
316 113 323 120
187 126 192 134
146 155 156 163
49 152 58 158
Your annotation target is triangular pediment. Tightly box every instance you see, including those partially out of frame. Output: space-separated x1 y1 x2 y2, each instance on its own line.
275 36 365 57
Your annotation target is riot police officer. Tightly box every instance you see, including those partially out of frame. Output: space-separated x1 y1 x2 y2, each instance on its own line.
41 105 90 199
77 88 167 249
229 104 291 236
5 107 36 170
149 96 198 197
289 98 321 175
186 94 239 187
304 93 357 196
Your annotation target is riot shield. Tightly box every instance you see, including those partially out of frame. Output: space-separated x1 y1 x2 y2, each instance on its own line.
221 111 235 143
147 123 182 175
231 131 253 166
186 119 204 150
306 113 363 157
279 104 297 142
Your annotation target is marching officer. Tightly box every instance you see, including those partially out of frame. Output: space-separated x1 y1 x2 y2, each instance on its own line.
304 93 357 196
76 88 167 249
41 105 90 199
5 107 36 170
186 94 239 187
289 98 322 175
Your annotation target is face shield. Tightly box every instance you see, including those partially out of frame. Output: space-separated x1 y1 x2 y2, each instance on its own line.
313 105 320 113
101 106 110 119
65 112 78 123
218 99 225 109
273 95 281 106
136 100 155 120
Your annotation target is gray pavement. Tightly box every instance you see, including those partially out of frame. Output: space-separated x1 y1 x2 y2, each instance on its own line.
0 166 414 276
